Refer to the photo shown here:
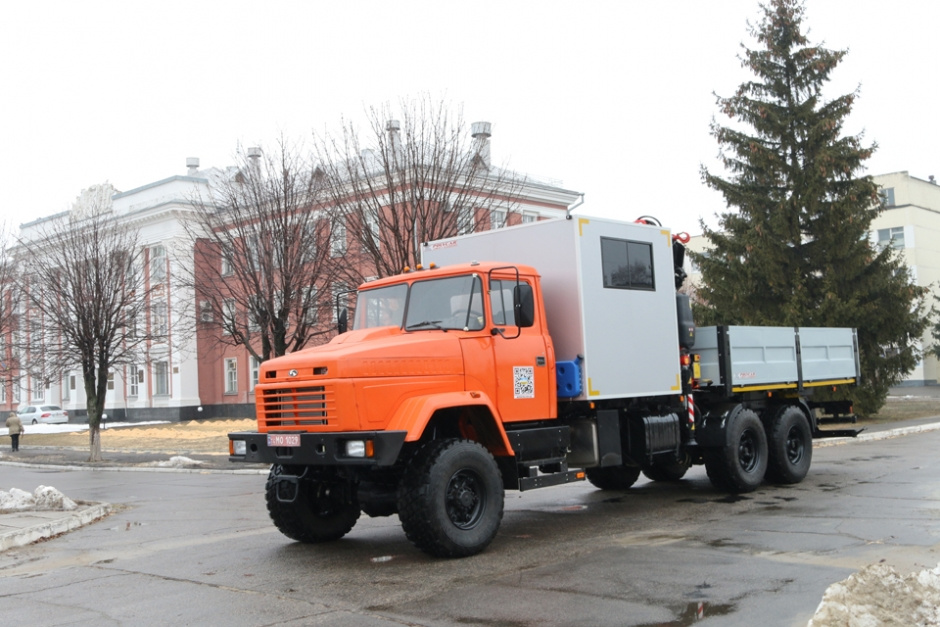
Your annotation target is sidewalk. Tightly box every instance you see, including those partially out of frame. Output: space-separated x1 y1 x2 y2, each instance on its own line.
3 417 940 553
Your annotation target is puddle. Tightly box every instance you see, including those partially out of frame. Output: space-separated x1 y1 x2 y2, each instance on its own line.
635 601 736 626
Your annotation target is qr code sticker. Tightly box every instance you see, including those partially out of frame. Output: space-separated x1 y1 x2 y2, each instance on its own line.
513 366 535 399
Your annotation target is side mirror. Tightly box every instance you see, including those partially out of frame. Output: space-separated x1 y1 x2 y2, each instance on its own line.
337 307 348 334
513 284 535 328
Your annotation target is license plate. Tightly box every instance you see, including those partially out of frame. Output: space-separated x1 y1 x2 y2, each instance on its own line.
267 434 301 447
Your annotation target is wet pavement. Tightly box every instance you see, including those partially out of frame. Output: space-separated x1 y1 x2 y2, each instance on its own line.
0 447 267 551
2 413 939 555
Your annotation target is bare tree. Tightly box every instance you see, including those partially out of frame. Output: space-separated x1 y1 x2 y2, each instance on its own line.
15 198 155 461
0 225 23 399
180 138 339 362
312 95 528 283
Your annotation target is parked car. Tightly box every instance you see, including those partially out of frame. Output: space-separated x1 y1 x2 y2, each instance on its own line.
18 405 69 425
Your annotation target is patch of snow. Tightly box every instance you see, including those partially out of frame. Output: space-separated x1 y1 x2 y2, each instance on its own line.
809 562 940 626
0 486 77 513
146 456 204 468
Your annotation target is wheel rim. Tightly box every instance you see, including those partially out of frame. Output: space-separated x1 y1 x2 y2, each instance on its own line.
785 426 805 465
445 469 486 530
738 429 760 473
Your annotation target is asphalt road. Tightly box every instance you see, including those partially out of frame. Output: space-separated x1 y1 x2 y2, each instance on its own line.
2 429 939 626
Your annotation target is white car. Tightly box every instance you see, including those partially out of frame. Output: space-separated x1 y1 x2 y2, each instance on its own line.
18 405 69 425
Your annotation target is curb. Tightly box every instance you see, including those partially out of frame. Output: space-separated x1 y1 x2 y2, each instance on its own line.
0 502 112 552
814 421 940 448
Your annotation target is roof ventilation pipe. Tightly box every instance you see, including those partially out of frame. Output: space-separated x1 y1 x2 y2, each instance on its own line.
386 119 402 164
471 121 491 170
186 157 200 176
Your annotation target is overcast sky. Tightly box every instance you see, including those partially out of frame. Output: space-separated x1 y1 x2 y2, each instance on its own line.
1 0 936 235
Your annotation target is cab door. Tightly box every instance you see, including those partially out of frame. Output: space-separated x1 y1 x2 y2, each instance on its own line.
488 277 555 422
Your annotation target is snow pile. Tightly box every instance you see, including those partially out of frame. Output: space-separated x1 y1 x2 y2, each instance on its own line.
809 562 940 626
0 486 78 513
147 456 204 468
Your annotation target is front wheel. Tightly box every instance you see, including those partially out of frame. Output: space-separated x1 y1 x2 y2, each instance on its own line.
765 406 812 484
397 439 504 558
265 465 360 543
704 408 768 493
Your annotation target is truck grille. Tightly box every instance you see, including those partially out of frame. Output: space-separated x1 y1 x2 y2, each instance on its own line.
259 385 333 428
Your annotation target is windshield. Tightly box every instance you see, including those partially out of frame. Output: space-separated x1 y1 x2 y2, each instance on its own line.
353 274 485 331
354 284 407 330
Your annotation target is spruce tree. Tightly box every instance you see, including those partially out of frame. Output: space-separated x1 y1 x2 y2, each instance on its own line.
694 0 929 415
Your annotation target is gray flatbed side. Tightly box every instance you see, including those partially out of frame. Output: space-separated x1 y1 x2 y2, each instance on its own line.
696 326 860 392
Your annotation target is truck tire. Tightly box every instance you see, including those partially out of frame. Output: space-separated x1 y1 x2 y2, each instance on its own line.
765 406 812 484
265 465 360 543
642 457 691 482
397 439 504 558
704 408 767 493
585 465 642 490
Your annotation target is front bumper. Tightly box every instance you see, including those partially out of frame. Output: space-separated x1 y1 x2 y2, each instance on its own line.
228 430 407 466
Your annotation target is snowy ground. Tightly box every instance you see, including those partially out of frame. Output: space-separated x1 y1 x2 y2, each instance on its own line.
0 421 169 436
0 486 77 513
809 562 940 626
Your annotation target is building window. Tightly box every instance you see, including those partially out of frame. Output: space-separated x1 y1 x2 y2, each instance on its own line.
129 365 139 397
107 371 114 391
490 208 507 231
150 245 167 283
332 283 349 322
331 221 347 257
522 211 538 224
221 243 233 276
225 358 238 394
601 237 655 291
222 298 236 334
0 381 5 403
880 187 896 207
33 379 44 402
127 308 138 338
152 301 168 336
877 227 905 249
154 361 169 395
303 287 320 326
364 211 380 249
250 357 261 390
458 211 475 236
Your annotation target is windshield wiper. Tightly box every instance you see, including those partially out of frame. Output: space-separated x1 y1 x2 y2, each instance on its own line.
405 320 443 330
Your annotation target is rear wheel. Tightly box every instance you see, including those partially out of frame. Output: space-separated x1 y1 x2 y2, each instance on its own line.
704 409 767 493
585 465 642 490
397 439 504 558
265 465 360 543
765 406 812 484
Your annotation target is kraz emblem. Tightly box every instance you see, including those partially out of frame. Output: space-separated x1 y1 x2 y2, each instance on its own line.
288 369 298 377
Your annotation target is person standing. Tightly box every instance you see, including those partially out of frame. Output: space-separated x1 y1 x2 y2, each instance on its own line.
5 411 23 452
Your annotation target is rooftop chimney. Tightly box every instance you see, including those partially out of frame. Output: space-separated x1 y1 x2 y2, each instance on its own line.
471 121 491 170
186 157 200 176
387 120 402 161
